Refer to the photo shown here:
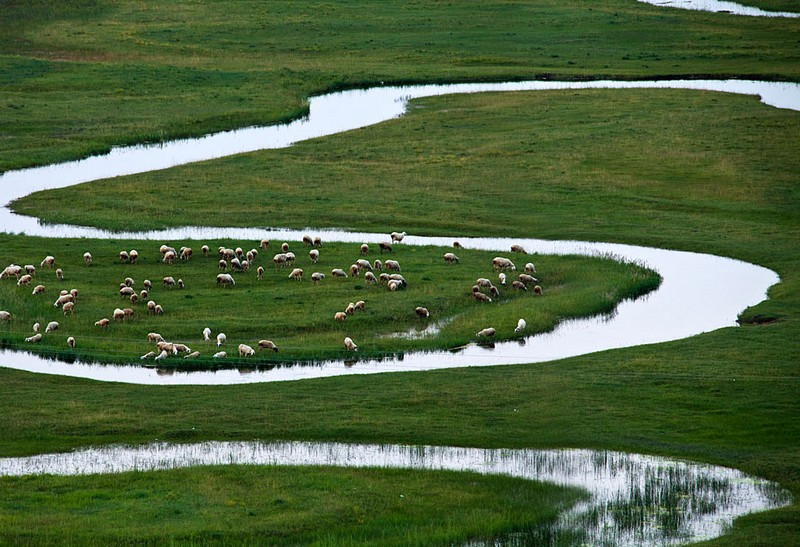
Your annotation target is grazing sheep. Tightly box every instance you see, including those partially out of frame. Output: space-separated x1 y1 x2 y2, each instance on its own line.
246 251 254 262
511 245 527 254
62 302 75 315
216 333 226 347
119 250 129 263
24 264 35 276
512 280 527 291
273 253 288 269
257 266 265 280
519 274 537 285
311 272 325 284
70 288 78 300
95 318 110 327
249 248 259 259
0 311 10 321
309 249 319 264
130 293 138 306
0 265 22 279
216 274 236 287
387 280 401 291
288 268 304 281
533 285 543 295
124 277 135 287
26 333 43 343
213 351 227 359
45 321 59 333
174 343 191 354
313 236 322 247
492 257 516 271
41 256 55 269
235 247 244 259
525 262 536 274
281 242 290 253
360 243 369 255
499 273 507 286
473 292 492 302
349 264 359 277
67 336 75 348
356 259 372 271
157 341 177 355
148 332 164 343
184 351 201 359
476 327 496 337
177 279 185 289
154 304 164 315
163 276 176 287
122 308 134 319
140 290 148 301
32 322 40 332
515 319 527 333
334 311 348 321
143 279 152 291
162 250 176 264
17 274 32 286
147 300 156 314
355 300 365 311
238 343 255 357
489 285 500 298
203 327 211 342
258 340 278 352
219 259 228 271
140 351 157 360
159 245 173 256
120 287 135 298
331 268 348 278
202 245 210 256
343 337 358 352
391 231 406 243
385 260 400 272
154 350 169 361
303 235 313 246
373 259 382 271
239 259 249 272
260 239 270 250
364 271 377 284
388 274 406 285
415 306 430 318
53 294 73 307
129 250 139 264
379 273 390 284
453 241 462 249
285 252 296 265
345 302 356 315
443 252 459 264
83 252 93 266
56 268 63 281
113 308 125 321
379 242 392 253
180 247 192 261
476 278 492 288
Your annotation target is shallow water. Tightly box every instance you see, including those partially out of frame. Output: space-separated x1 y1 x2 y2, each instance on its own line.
0 441 789 546
638 0 800 17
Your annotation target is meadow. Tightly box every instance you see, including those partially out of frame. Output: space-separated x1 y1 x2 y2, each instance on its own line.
1 1 799 545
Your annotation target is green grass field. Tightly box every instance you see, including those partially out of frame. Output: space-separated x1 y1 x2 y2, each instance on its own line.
1 1 799 545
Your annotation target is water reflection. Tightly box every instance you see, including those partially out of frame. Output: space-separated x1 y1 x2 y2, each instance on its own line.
0 441 790 546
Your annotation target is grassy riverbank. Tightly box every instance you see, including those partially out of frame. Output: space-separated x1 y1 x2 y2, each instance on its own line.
1 0 799 172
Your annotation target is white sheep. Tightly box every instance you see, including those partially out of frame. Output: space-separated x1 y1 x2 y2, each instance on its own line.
17 274 32 286
525 262 536 274
273 253 288 269
202 245 210 256
281 242 290 252
203 327 211 342
476 278 492 288
492 257 516 271
32 322 40 332
95 318 110 327
216 273 236 287
331 268 348 278
349 264 359 277
62 302 75 315
41 256 55 269
124 277 135 287
313 236 322 247
356 259 372 271
185 351 201 359
385 260 400 272
415 306 430 318
55 268 63 281
140 351 157 360
174 343 192 353
443 252 459 264
162 250 176 264
345 302 356 315
24 264 35 276
216 333 226 347
53 294 73 307
476 327 496 337
519 273 537 285
147 332 164 343
26 333 43 343
360 243 369 255
373 259 382 271
334 311 347 321
157 341 177 355
311 272 325 284
303 235 313 246
67 336 75 348
154 350 169 361
129 250 139 264
213 351 226 359
257 266 265 280
147 300 156 314
258 340 278 352
288 268 304 281
113 308 125 321
45 321 59 333
83 252 92 266
0 311 11 321
512 280 527 291
364 272 377 284
511 245 527 254
260 239 270 250
379 242 392 254
343 337 358 351
119 250 129 263
355 300 365 311
143 279 152 290
163 276 176 287
499 273 507 286
0 265 22 279
238 344 255 357
390 231 406 243
515 319 527 333
180 247 192 260
154 304 164 315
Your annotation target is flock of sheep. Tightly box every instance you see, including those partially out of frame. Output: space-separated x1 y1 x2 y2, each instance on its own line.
0 231 544 363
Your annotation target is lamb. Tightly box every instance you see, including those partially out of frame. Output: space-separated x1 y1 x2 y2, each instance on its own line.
525 262 536 274
288 268 304 281
360 243 369 255
95 318 110 327
364 272 377 284
163 276 176 287
113 308 125 321
119 250 129 263
216 333 226 347
257 266 265 280
180 247 192 261
473 292 492 302
203 327 211 342
184 351 201 359
141 351 157 360
213 351 227 359
385 260 400 272
281 242 290 253
356 259 372 271
154 350 169 361
82 252 93 266
349 264 359 277
202 245 210 256
1 265 22 279
258 340 278 352
443 252 459 264
498 273 507 286
260 239 270 250
379 242 392 253
354 300 365 311
334 311 347 321
216 274 236 287
55 268 63 281
518 274 537 285
345 303 356 315
511 245 527 254
309 249 319 264
67 336 75 348
26 333 43 343
476 327 496 337
0 311 10 321
391 231 407 243
343 337 358 351
373 260 382 271
62 302 75 315
24 264 35 276
311 272 326 284
512 280 527 291
147 332 164 343
41 256 55 268
129 250 139 264
533 285 543 295
162 250 176 264
415 306 430 318
45 321 59 333
492 257 516 271
331 268 348 278
143 279 152 291
17 274 32 286
303 235 313 246
238 344 255 357
515 319 527 333
124 277 135 287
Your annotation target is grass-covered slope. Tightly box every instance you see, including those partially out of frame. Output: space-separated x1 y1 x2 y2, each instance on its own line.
1 0 799 172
